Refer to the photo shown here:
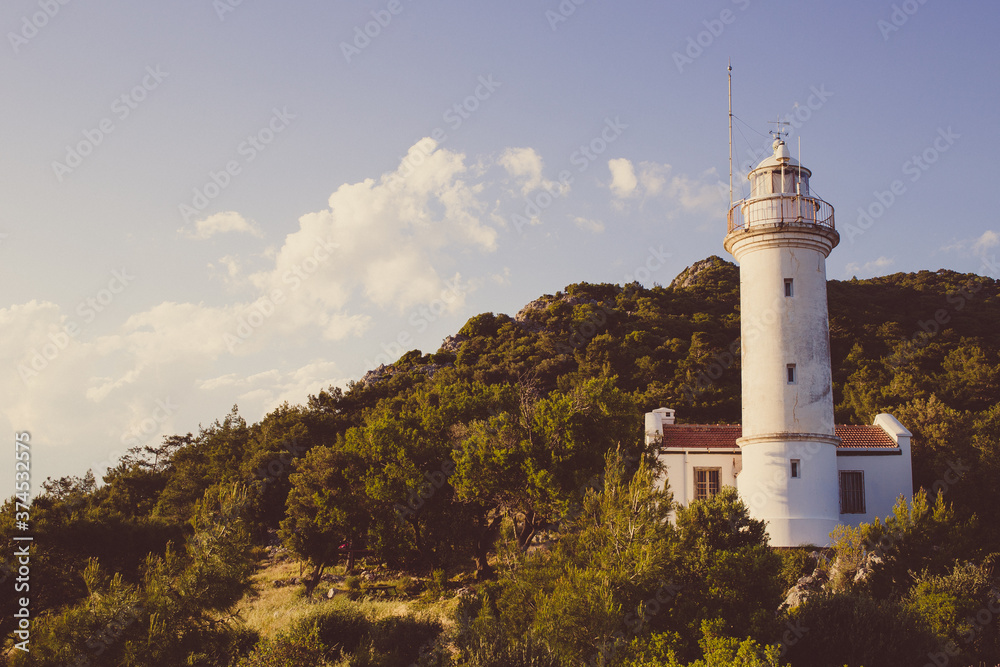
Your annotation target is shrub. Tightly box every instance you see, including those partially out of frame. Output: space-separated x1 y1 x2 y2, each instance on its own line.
422 569 448 600
293 602 368 659
782 592 939 666
397 574 422 597
236 627 329 667
291 599 442 666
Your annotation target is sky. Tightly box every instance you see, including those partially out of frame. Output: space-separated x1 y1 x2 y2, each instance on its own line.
2 0 999 496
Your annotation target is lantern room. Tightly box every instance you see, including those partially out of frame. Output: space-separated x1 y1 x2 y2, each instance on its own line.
749 137 810 197
728 135 834 233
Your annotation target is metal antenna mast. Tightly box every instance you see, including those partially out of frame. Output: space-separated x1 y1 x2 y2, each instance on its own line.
728 61 733 207
768 116 790 141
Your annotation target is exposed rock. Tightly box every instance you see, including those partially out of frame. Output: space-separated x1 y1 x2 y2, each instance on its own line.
439 334 468 354
781 567 828 611
515 294 601 334
669 256 735 290
359 364 395 387
852 551 884 585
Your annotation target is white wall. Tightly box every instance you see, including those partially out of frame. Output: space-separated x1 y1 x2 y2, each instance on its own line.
838 413 913 527
658 450 739 506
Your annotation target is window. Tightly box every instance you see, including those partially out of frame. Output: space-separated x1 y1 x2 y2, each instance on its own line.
694 468 720 500
772 171 795 194
751 172 770 197
840 471 866 514
790 459 801 478
797 174 810 196
784 279 794 297
787 364 796 384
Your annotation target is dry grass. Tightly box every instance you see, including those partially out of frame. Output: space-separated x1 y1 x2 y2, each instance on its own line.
236 558 318 638
235 558 460 640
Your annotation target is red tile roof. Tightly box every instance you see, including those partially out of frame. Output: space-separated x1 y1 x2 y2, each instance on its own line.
660 425 743 449
835 425 898 449
658 424 898 450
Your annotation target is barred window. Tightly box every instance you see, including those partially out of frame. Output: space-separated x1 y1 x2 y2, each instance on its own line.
694 468 721 500
840 471 866 514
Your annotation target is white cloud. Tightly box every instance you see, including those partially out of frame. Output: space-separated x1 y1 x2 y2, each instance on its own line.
491 267 511 286
499 147 569 198
573 216 605 233
845 256 895 276
247 138 496 330
0 137 548 494
198 359 346 415
180 211 263 240
973 230 1000 254
608 158 638 198
607 159 724 218
941 230 1000 256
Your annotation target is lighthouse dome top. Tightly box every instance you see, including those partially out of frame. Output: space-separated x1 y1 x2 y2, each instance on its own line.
748 137 811 178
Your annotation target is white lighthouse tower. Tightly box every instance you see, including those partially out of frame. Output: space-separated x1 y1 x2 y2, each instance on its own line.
724 132 840 547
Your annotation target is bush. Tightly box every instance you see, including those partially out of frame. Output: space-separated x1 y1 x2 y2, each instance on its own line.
422 569 448 601
345 574 362 601
294 602 369 658
782 592 939 667
291 599 442 666
396 574 422 597
777 549 817 592
904 560 1000 663
236 627 330 667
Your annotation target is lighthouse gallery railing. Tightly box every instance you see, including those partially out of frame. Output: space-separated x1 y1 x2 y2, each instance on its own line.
727 194 835 234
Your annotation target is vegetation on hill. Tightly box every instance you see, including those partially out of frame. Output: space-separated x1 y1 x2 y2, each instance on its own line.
5 256 1000 665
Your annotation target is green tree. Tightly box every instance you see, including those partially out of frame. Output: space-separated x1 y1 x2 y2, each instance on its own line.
461 452 676 665
671 488 783 655
11 483 256 666
280 443 370 593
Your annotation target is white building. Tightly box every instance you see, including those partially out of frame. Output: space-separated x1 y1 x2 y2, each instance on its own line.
650 135 913 547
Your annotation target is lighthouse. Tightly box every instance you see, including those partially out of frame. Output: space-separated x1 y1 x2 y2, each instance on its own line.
648 127 912 547
724 132 840 546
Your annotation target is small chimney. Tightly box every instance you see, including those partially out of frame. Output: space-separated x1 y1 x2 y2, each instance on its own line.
653 407 676 425
645 407 676 445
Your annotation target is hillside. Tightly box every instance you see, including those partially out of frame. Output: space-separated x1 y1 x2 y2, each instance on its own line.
7 257 1000 666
